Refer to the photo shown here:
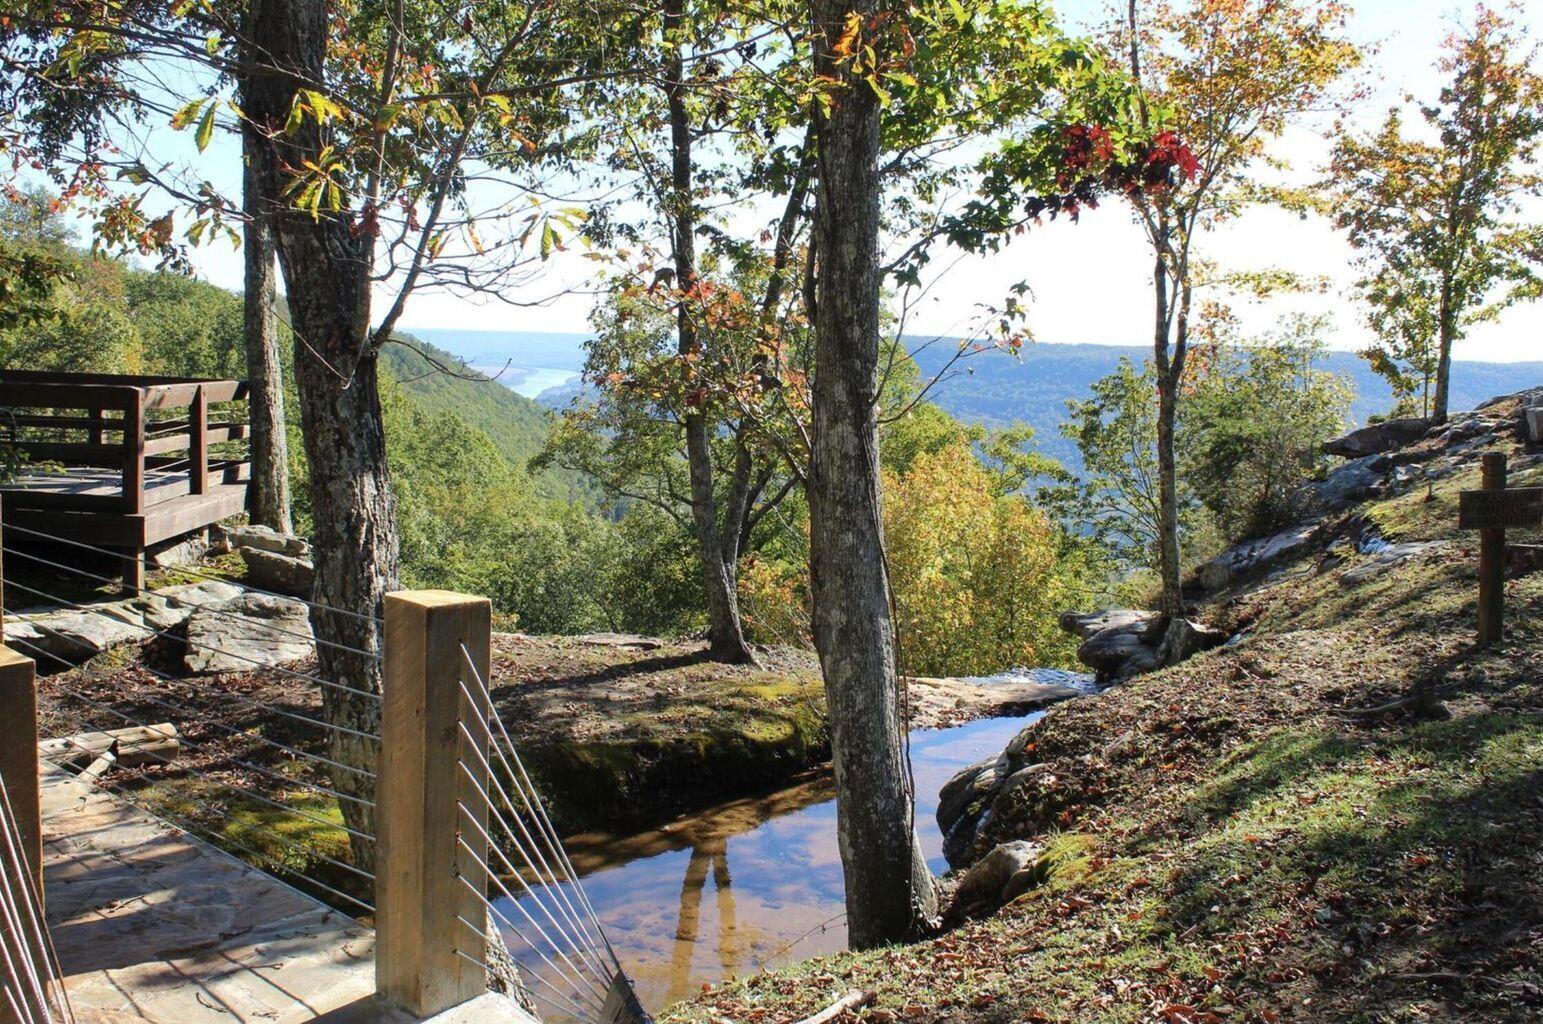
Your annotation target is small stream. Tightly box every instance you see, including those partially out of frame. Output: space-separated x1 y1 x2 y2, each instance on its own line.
495 694 1076 1019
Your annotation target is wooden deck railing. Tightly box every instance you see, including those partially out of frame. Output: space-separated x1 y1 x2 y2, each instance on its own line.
0 371 250 515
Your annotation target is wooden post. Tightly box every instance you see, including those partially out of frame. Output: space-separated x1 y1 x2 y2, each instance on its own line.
189 385 208 495
1477 452 1506 645
121 387 145 515
377 590 492 1018
0 644 46 1024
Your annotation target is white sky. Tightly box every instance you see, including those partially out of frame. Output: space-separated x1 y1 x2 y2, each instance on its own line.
162 0 1543 363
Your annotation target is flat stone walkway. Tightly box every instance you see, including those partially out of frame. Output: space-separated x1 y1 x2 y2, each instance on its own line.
41 763 377 1024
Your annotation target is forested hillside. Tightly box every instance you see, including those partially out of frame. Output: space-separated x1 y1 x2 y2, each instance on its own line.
379 336 587 500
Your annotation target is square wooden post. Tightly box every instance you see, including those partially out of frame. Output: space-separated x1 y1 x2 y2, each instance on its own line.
377 590 493 1018
1477 452 1506 645
121 388 145 515
0 643 46 1024
189 385 208 496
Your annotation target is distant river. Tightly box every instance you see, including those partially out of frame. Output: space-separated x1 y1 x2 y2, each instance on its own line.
400 327 590 399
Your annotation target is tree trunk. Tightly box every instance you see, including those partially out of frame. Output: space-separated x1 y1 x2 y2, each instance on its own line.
240 125 293 534
664 0 754 664
1149 247 1184 620
1154 369 1183 617
243 0 395 874
808 0 937 949
1432 280 1454 425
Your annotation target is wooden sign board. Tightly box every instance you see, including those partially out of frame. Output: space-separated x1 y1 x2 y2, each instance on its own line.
1459 486 1543 531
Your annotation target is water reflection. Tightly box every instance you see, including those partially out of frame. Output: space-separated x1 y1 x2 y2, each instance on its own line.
496 714 1040 1019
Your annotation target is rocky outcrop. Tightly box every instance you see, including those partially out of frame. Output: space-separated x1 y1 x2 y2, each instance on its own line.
239 547 314 597
937 717 1060 869
1058 609 1224 684
1196 521 1320 592
948 839 1050 920
1323 417 1430 458
183 593 315 674
4 580 243 664
1339 540 1452 587
217 525 315 597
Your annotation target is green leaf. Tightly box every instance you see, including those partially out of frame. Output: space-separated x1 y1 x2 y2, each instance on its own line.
195 104 216 152
170 98 206 131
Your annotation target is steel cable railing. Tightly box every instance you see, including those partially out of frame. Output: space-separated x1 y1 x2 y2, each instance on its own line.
2 560 383 918
451 645 643 1024
0 772 74 1024
4 523 383 627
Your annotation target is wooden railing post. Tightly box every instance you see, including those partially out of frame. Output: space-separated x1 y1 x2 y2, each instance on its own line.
0 642 46 1024
1477 452 1506 645
189 385 208 495
121 388 145 515
378 590 492 1018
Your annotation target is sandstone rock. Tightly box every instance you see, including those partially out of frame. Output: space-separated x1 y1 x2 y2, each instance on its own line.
184 593 315 674
1078 625 1159 680
951 840 1049 917
1058 609 1157 640
223 524 310 558
1507 543 1543 579
1527 407 1543 443
936 754 1008 842
240 547 314 597
1197 521 1319 591
1154 617 1229 666
1339 540 1451 587
1323 417 1429 458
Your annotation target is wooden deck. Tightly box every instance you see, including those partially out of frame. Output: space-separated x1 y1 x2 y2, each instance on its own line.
0 371 252 587
42 763 377 1024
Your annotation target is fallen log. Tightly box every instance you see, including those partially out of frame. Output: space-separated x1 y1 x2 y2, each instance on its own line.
40 723 180 767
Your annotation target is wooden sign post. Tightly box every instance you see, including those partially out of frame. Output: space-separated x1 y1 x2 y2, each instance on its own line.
1459 452 1543 644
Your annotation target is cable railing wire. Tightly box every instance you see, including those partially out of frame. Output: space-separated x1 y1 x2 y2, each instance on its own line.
454 714 613 984
0 775 72 1024
40 728 375 905
50 758 374 917
458 647 624 975
3 632 375 783
451 945 595 1023
26 672 375 844
452 848 608 1014
453 781 612 989
4 522 384 627
3 580 384 741
2 548 383 678
452 909 602 1019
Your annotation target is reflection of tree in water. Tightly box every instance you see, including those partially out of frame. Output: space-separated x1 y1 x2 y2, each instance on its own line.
664 835 737 1005
563 770 835 1007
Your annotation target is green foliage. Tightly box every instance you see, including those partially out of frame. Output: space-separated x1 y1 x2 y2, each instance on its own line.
1326 7 1543 418
1060 318 1352 570
1181 315 1351 540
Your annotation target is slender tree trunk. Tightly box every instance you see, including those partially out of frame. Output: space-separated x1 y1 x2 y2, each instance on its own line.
1154 370 1183 616
243 0 396 873
1149 246 1184 620
809 0 937 949
664 0 754 663
1432 279 1455 424
240 125 293 533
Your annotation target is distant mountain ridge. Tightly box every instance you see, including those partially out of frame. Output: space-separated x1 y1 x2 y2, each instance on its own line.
406 327 1540 475
909 340 1542 471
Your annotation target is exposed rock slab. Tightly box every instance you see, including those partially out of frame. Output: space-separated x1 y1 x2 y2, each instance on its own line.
1197 521 1320 592
240 546 315 597
183 592 315 674
949 839 1049 920
1323 417 1430 458
4 580 243 665
1339 541 1452 587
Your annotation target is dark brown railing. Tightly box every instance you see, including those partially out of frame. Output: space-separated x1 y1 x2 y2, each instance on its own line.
0 371 249 514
